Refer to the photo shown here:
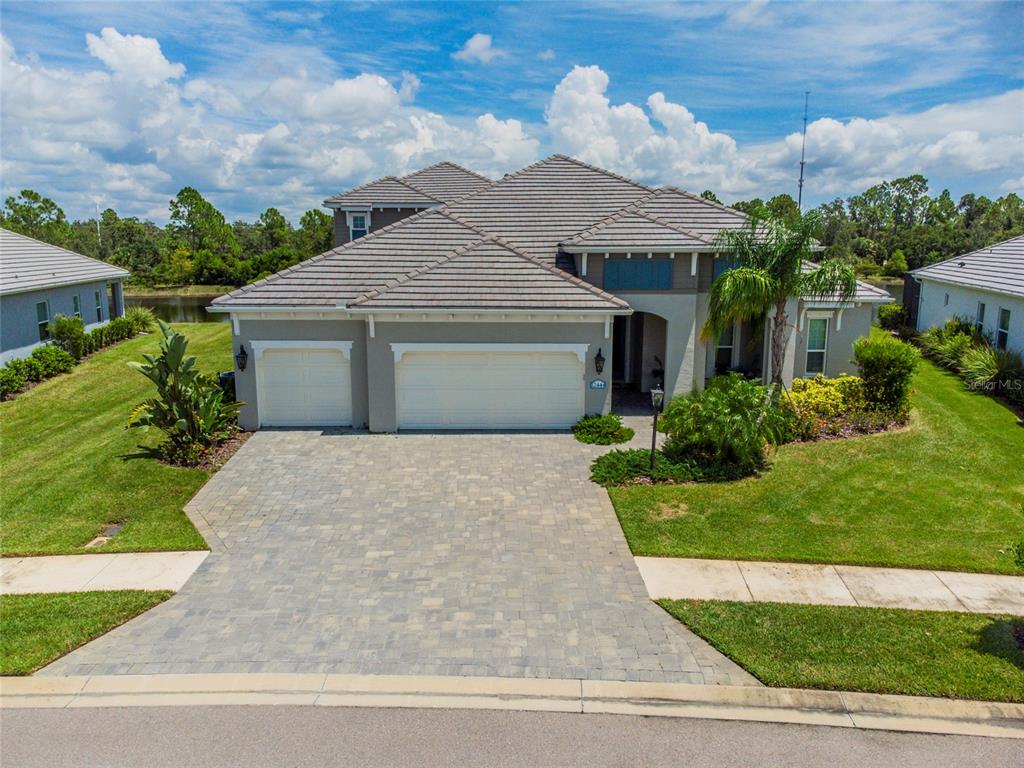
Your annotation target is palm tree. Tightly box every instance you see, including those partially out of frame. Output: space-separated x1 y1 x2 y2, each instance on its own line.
701 212 856 386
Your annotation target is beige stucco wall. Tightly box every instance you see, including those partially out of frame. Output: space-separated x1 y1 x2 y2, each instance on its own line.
364 320 612 432
789 303 874 381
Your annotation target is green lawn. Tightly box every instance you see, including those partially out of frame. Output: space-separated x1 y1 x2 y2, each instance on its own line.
611 360 1024 573
0 323 232 555
662 600 1024 703
0 591 172 675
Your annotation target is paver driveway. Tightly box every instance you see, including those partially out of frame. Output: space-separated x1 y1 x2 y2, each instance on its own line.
44 428 755 685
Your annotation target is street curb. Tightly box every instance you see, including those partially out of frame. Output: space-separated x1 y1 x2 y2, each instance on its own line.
2 674 1021 739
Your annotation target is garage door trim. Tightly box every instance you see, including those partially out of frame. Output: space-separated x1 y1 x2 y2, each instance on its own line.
251 340 353 360
390 342 589 363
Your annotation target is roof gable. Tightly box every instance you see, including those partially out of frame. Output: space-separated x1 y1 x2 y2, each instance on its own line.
0 228 129 296
910 234 1024 298
633 188 752 241
561 200 714 250
323 176 439 208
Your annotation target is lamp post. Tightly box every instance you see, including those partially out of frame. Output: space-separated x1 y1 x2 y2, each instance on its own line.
649 386 664 478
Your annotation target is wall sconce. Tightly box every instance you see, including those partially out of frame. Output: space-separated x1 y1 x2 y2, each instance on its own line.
594 348 605 374
235 344 248 372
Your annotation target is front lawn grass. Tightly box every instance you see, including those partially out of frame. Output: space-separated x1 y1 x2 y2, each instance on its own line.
0 591 172 675
0 323 232 555
611 359 1024 573
662 599 1024 703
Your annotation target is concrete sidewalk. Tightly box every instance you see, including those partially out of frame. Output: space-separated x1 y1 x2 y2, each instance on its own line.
636 557 1024 615
0 552 209 595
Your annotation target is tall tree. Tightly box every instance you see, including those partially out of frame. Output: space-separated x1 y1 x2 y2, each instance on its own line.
701 213 856 386
0 190 72 245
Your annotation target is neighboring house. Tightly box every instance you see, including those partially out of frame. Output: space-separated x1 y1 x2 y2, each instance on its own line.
323 161 495 247
211 155 889 432
909 234 1023 354
0 229 129 364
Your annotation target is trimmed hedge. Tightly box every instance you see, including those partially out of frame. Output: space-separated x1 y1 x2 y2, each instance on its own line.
572 414 635 445
853 334 919 418
590 448 698 486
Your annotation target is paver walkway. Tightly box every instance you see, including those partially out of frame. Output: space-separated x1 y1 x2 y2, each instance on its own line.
0 552 208 595
41 429 755 686
636 557 1024 615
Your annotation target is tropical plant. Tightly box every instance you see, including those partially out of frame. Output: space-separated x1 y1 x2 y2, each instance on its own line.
127 321 242 464
589 448 697 487
702 212 857 385
852 335 919 418
125 305 157 334
49 313 89 360
659 374 794 478
572 414 635 445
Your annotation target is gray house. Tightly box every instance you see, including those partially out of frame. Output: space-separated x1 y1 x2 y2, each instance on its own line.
909 234 1023 354
0 228 129 364
211 156 889 432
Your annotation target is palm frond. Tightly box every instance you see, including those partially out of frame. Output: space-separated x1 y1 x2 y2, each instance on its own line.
799 257 857 304
701 267 776 341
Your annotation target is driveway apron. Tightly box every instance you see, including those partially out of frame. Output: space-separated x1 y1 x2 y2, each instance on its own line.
42 429 756 685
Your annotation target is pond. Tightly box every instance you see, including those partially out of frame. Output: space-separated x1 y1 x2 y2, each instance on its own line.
125 294 228 323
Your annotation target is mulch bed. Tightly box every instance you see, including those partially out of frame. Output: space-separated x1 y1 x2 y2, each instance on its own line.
195 429 252 471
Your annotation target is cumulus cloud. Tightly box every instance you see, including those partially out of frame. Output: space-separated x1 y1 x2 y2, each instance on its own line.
85 27 185 85
545 65 1024 200
452 33 507 64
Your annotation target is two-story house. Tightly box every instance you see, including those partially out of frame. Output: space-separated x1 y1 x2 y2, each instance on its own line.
211 156 889 431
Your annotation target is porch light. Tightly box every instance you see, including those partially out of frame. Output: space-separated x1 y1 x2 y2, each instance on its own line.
650 386 665 412
649 386 665 479
594 348 605 374
235 344 248 372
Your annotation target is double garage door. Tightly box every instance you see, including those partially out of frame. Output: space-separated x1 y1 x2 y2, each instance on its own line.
395 348 584 429
254 342 586 429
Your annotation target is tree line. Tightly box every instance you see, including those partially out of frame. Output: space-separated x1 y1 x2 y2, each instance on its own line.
0 188 333 288
2 176 1021 289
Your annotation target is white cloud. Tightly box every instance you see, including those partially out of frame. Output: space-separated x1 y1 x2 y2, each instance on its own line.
452 33 507 64
545 65 1024 201
537 48 556 61
85 27 185 86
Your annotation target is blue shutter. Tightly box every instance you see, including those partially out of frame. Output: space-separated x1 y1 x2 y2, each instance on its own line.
604 260 672 290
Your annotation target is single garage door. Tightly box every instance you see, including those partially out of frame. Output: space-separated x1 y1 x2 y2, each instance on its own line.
396 348 584 429
257 346 352 427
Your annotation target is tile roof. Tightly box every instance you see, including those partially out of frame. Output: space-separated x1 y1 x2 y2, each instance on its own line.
800 261 894 304
633 188 754 241
323 176 440 207
0 228 129 296
349 238 627 311
401 161 494 202
561 198 714 250
909 234 1024 298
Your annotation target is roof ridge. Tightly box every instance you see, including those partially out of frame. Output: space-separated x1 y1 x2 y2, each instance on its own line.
632 209 717 245
322 174 439 206
0 227 130 276
404 160 495 185
551 154 653 192
347 236 488 307
212 206 463 304
390 175 444 203
558 194 658 245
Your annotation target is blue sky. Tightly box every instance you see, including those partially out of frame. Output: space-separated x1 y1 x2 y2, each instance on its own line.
2 1 1022 222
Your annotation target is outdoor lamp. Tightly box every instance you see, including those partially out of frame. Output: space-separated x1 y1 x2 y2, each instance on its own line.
649 386 665 478
650 386 665 412
594 348 605 374
235 344 248 372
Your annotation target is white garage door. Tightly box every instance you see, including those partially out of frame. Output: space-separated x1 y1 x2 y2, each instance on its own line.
257 346 352 427
396 348 585 429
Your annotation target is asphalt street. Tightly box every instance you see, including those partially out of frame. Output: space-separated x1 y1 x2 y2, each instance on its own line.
1 706 1020 767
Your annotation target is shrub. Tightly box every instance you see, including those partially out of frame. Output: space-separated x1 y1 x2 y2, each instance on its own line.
0 366 26 400
30 344 75 377
106 316 136 343
882 249 908 277
125 305 157 334
933 332 975 372
49 313 88 360
87 325 108 352
852 335 919 418
590 448 698 487
128 321 242 464
787 374 867 439
573 413 635 445
6 356 45 383
877 303 908 331
659 374 793 478
960 346 1024 389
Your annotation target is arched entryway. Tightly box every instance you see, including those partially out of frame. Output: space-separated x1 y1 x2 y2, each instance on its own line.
611 311 667 414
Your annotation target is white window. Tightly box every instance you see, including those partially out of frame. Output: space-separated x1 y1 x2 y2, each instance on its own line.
94 290 103 322
73 294 81 318
714 324 735 372
348 211 369 240
975 302 985 334
36 301 50 341
806 317 828 375
997 308 1011 351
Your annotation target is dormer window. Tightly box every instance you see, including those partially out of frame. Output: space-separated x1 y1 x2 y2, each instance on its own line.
347 211 369 240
